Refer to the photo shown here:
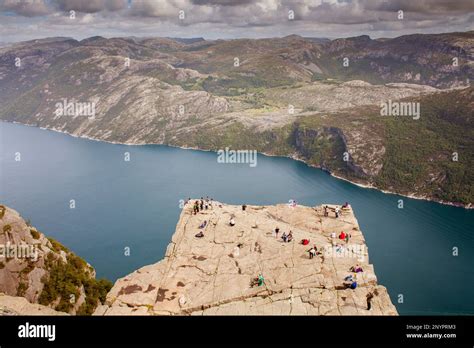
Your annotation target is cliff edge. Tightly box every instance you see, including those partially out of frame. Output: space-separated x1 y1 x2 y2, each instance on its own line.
0 204 112 315
96 201 397 315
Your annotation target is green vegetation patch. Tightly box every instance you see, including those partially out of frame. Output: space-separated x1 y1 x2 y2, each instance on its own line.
47 237 70 253
375 89 474 204
30 229 40 239
39 252 112 315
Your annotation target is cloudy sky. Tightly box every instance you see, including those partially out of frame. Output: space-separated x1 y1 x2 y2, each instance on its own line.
1 0 473 42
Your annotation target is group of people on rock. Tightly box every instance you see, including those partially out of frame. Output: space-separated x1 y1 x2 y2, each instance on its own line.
195 219 208 238
343 264 364 290
275 227 322 259
323 202 351 218
190 196 215 237
189 199 370 303
281 231 293 243
298 239 321 259
187 196 214 215
274 227 293 243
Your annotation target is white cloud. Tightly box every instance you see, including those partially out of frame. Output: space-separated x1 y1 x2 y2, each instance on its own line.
0 0 473 42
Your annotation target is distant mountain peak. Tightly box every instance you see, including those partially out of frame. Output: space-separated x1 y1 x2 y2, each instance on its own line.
167 37 206 44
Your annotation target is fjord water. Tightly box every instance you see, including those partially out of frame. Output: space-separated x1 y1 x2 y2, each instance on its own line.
1 122 473 315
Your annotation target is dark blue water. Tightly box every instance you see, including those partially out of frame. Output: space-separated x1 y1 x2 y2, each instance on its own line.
1 121 473 315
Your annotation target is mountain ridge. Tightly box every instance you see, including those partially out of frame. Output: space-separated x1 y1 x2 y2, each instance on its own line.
0 31 472 206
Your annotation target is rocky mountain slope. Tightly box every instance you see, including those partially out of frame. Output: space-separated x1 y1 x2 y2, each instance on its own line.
0 204 112 315
167 87 474 207
95 200 397 315
0 32 472 206
320 32 473 88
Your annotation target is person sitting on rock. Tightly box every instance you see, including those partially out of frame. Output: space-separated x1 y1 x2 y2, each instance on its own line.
229 218 236 226
343 276 357 289
342 202 350 209
339 231 346 240
351 264 363 273
287 231 293 242
281 232 288 242
301 238 310 245
199 220 207 229
251 274 265 287
195 231 204 238
349 281 357 289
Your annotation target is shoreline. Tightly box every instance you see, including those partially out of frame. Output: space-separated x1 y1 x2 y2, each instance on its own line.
259 151 472 210
4 120 472 209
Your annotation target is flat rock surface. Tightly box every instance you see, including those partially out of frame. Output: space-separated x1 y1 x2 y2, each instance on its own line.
0 294 68 316
98 201 398 315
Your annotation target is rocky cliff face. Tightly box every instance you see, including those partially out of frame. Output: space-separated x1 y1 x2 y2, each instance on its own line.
291 125 369 178
96 201 397 315
0 204 111 315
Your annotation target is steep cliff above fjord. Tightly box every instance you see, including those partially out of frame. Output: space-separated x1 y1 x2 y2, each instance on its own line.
0 204 112 315
96 200 397 315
